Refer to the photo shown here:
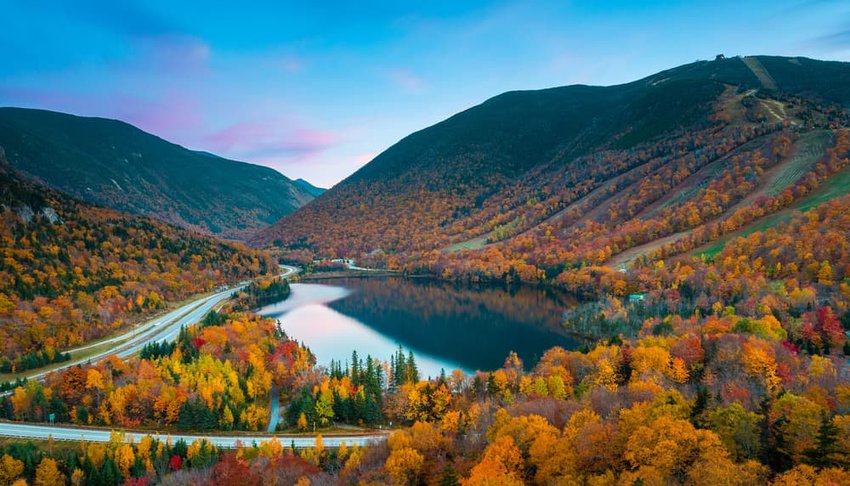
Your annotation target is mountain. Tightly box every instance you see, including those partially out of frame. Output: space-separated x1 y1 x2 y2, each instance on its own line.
254 55 850 285
293 178 326 197
0 107 318 239
0 153 272 369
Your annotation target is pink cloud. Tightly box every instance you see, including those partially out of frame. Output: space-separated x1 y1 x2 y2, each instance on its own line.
204 119 339 162
115 90 204 135
355 151 379 165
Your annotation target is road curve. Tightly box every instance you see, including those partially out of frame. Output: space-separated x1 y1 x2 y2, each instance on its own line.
0 266 348 446
3 265 299 385
0 421 385 449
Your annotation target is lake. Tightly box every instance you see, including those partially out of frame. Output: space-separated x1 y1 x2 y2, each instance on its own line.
258 277 582 378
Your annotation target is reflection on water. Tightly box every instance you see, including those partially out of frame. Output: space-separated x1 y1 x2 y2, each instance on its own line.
260 278 581 378
259 283 351 314
267 303 465 377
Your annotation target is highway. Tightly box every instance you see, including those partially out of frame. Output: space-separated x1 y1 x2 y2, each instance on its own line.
0 265 380 448
0 421 385 449
3 265 298 383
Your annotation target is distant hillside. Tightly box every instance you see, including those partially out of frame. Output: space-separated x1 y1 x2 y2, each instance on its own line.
255 55 850 286
0 155 272 368
0 107 318 239
294 178 326 197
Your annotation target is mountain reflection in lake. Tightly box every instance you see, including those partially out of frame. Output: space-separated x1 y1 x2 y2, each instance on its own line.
259 277 582 378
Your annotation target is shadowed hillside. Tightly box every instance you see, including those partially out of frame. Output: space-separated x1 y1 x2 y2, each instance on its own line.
0 108 318 239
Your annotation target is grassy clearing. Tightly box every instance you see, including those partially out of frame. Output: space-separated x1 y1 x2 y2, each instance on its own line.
615 131 840 266
445 236 490 252
445 218 524 253
765 130 832 196
694 163 850 260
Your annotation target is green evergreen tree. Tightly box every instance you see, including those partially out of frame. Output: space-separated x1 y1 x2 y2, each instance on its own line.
803 414 849 468
395 348 407 385
131 456 147 478
440 464 461 486
100 456 121 486
172 439 188 460
364 392 382 424
351 350 361 386
407 351 419 383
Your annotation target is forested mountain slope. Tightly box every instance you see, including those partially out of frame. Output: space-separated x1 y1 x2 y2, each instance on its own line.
256 56 850 286
0 107 317 239
0 155 273 370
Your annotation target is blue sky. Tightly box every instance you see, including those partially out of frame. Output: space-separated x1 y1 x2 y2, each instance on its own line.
1 1 849 187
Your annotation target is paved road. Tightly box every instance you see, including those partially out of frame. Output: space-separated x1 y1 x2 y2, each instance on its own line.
3 265 299 384
0 266 352 446
0 421 385 449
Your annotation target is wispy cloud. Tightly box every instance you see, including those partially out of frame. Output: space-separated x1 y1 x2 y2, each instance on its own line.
387 68 428 94
131 35 212 75
811 27 850 49
205 119 339 162
116 90 204 135
279 55 306 74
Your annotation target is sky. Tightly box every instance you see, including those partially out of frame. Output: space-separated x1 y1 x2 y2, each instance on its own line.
1 1 849 188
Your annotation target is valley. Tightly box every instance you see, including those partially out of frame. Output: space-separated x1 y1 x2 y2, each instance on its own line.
2 53 850 485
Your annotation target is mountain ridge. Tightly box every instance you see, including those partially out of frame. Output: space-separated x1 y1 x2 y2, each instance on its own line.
254 55 850 286
0 107 317 239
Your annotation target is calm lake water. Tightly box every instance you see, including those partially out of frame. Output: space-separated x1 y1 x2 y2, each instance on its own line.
258 277 582 378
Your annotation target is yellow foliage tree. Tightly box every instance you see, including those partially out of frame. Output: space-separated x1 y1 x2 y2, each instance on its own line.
462 435 524 486
0 454 24 485
385 447 424 486
34 458 65 486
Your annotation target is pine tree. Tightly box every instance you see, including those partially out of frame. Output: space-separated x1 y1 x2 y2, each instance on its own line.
351 351 361 386
440 464 460 486
395 348 407 385
803 414 849 468
407 351 419 383
100 457 120 485
364 393 382 424
172 439 188 460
